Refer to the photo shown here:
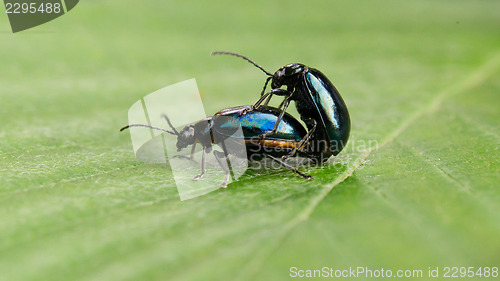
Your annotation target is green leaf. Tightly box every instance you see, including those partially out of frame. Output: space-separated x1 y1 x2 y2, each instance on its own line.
0 0 499 280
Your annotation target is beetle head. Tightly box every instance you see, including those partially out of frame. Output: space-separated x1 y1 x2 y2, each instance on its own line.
176 125 196 151
271 63 306 89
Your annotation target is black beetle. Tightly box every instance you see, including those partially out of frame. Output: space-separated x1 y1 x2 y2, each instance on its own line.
212 51 351 163
121 105 315 188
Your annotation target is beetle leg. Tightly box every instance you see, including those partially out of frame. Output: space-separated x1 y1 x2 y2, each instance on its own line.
277 87 294 109
263 82 286 106
253 88 290 109
173 143 197 162
260 76 272 97
263 93 273 106
267 155 312 180
277 98 286 110
252 91 273 109
213 150 230 188
189 143 197 160
272 95 292 131
257 95 293 141
192 148 206 181
253 91 272 110
283 119 317 160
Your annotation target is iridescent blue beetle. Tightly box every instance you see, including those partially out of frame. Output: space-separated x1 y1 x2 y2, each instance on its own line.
121 105 313 187
212 51 351 163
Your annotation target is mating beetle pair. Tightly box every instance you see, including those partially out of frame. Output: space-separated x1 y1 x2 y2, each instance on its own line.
122 52 350 187
211 51 350 160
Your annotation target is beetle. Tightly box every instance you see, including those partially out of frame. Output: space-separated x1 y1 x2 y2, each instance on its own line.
211 51 351 163
121 105 316 188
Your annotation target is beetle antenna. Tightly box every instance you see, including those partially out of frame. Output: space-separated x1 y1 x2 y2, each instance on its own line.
211 51 272 76
120 124 177 136
161 114 179 135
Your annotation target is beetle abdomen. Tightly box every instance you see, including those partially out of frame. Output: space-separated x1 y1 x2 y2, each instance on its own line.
304 69 350 155
212 106 306 142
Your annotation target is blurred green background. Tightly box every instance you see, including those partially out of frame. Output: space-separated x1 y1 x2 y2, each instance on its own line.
1 0 499 280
